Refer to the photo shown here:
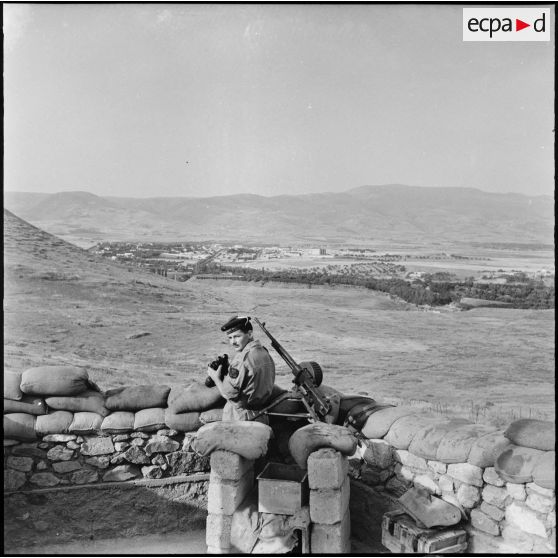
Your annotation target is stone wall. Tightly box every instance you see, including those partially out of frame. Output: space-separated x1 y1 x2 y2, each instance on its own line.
348 437 556 553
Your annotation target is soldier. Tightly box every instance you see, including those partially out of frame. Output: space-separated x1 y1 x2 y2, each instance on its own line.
207 315 275 423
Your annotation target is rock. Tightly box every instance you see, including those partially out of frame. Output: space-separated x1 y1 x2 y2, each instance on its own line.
481 501 505 521
483 485 510 508
182 435 195 452
395 450 428 472
471 509 500 536
114 442 130 452
427 460 447 475
362 439 394 469
130 438 145 447
456 483 481 508
126 331 151 339
53 461 81 474
506 482 527 501
81 436 115 456
37 442 50 450
103 464 141 482
36 460 48 471
505 502 547 537
447 463 483 487
85 456 110 469
414 474 441 495
42 434 76 443
526 493 555 514
47 446 74 462
438 474 454 492
12 444 46 459
145 436 180 456
113 434 130 442
157 429 180 437
166 451 209 475
30 473 60 487
141 465 163 479
130 432 150 439
70 469 98 484
7 456 34 472
121 446 150 465
66 441 80 450
483 467 504 487
394 464 415 484
151 454 167 467
526 482 555 498
500 523 535 552
4 469 27 490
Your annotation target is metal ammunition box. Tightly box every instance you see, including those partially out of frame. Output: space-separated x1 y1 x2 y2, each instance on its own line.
257 462 309 515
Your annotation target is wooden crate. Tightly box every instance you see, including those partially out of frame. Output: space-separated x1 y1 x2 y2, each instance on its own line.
382 510 467 554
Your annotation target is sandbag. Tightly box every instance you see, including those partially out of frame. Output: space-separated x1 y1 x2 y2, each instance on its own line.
532 451 555 490
399 487 462 528
346 401 394 433
101 411 135 433
199 408 224 424
495 444 545 484
69 411 103 434
504 419 555 451
361 406 417 440
192 421 272 460
4 396 47 416
45 390 109 417
288 423 357 469
468 431 512 468
164 408 202 432
4 370 23 401
383 415 439 450
20 366 91 396
105 385 170 412
167 381 225 414
436 424 497 464
35 411 74 436
4 413 37 441
134 408 166 432
408 419 472 461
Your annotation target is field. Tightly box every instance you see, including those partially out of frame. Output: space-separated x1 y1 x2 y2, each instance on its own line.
4 211 554 429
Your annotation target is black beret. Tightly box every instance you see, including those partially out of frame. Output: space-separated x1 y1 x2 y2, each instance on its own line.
221 315 252 333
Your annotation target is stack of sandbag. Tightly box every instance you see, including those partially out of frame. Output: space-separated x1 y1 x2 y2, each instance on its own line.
104 385 171 433
4 365 100 440
495 418 555 489
166 381 224 432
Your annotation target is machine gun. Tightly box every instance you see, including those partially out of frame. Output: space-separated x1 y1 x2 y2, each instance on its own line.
252 318 331 423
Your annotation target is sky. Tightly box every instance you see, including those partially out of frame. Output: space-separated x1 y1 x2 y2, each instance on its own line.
3 3 555 198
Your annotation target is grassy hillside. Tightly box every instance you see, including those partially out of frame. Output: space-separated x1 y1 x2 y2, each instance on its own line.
4 209 554 427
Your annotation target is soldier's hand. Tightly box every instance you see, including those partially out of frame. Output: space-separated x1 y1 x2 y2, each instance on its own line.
207 365 221 383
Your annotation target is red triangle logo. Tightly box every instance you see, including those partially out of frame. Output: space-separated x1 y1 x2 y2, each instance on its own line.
516 19 530 31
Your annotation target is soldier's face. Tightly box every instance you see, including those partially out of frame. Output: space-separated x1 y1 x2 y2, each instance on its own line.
228 330 252 351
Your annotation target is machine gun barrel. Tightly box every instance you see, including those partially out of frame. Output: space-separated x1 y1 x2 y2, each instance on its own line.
253 318 331 421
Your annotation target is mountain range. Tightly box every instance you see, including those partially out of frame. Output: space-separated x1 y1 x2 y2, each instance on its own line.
4 185 554 245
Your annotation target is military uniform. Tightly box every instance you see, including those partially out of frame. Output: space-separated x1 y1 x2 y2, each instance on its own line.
220 339 276 422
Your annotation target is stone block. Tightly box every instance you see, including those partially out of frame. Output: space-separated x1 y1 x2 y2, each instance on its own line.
42 434 76 443
483 485 510 509
121 446 150 465
308 448 348 489
396 450 428 471
438 474 454 492
70 469 98 484
526 493 555 514
506 482 526 501
483 467 504 487
210 450 253 481
505 502 547 537
310 476 350 525
414 474 441 495
4 469 27 490
447 463 483 487
526 482 555 499
208 470 254 515
7 456 34 472
141 465 164 479
362 440 394 470
427 460 447 475
500 522 535 552
85 456 110 469
206 513 233 549
46 445 75 462
310 509 351 554
81 436 115 456
145 436 180 455
480 501 505 522
167 451 209 475
53 461 81 474
102 464 141 482
457 483 481 508
470 509 500 536
30 473 60 487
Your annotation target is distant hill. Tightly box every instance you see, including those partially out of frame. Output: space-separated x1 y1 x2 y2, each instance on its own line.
4 185 553 245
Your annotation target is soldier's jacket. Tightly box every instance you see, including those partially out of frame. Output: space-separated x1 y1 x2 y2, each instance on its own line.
221 339 275 421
